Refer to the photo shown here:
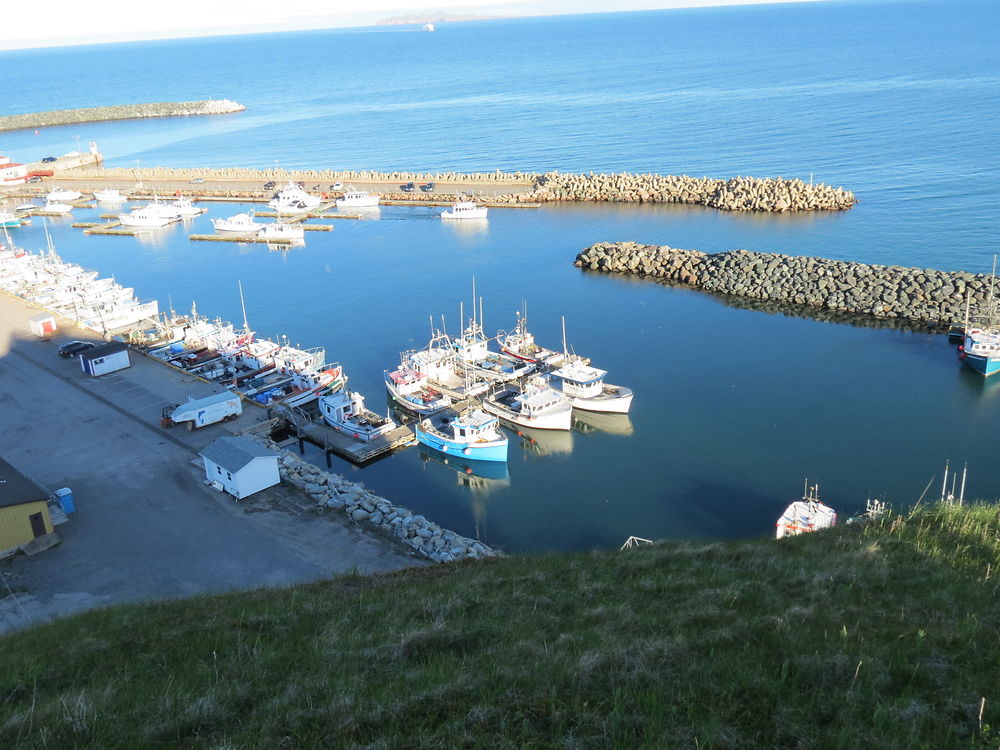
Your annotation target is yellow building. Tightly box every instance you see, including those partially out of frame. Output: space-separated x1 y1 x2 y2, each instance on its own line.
0 457 54 557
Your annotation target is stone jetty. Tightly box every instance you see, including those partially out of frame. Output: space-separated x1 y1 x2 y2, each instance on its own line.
68 165 855 213
575 241 993 326
252 435 497 564
0 100 245 132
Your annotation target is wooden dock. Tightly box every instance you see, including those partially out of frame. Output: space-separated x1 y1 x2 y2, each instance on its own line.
189 234 298 245
299 420 416 464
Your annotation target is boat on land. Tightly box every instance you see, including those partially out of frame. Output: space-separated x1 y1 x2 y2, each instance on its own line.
257 222 304 242
267 181 322 213
775 481 838 539
482 374 574 430
212 212 261 233
336 187 380 208
441 199 488 220
45 187 82 202
93 189 128 203
415 408 508 462
549 359 633 413
319 386 397 442
958 256 1000 377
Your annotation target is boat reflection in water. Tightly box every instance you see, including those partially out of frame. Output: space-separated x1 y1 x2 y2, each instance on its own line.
572 410 635 436
512 424 574 457
417 445 511 493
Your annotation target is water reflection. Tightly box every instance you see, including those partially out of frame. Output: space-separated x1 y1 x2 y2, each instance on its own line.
443 218 489 239
573 410 635 436
418 445 511 491
511 424 574 457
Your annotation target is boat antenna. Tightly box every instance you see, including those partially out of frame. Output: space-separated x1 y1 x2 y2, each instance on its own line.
471 276 477 327
941 459 949 502
479 295 484 335
238 279 250 331
960 462 968 504
561 316 568 358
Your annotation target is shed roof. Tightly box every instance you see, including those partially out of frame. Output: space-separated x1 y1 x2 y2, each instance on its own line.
0 457 49 509
82 341 129 360
200 437 277 473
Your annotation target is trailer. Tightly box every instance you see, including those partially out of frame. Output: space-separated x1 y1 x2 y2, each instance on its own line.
161 391 242 430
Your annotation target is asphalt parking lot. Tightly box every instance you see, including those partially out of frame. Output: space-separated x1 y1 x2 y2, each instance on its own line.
0 292 423 636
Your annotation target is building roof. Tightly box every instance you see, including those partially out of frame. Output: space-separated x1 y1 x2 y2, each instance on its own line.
82 341 129 360
200 437 277 473
0 457 48 509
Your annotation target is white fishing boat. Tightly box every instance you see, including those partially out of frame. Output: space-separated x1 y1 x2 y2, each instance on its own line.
549 359 633 413
415 408 508 462
267 181 322 213
441 199 488 220
93 189 128 203
336 187 380 208
257 222 304 242
385 364 452 415
482 374 574 430
212 212 261 233
45 187 82 202
497 308 565 365
775 482 838 539
319 386 397 442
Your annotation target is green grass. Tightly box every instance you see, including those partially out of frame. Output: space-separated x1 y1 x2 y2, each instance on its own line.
3 502 1000 748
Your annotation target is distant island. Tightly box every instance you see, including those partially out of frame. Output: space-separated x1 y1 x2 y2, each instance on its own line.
375 12 501 26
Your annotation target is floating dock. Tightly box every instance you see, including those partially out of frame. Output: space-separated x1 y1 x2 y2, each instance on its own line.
189 234 298 245
298 419 416 464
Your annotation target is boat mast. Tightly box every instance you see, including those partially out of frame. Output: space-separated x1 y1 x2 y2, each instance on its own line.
238 279 250 332
561 316 568 358
989 254 998 323
959 462 968 504
941 460 949 501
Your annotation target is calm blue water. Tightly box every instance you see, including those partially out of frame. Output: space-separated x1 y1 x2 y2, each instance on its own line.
2 0 999 552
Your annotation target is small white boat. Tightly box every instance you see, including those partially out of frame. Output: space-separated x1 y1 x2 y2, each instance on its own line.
267 181 322 213
336 188 380 209
441 199 488 220
41 202 73 214
171 197 204 218
257 222 304 242
318 387 397 442
776 482 838 539
549 359 633 414
482 375 574 431
45 187 82 202
93 189 128 203
212 212 261 233
117 208 173 227
14 203 38 212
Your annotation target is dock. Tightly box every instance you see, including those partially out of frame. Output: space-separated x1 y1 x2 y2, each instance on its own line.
278 410 416 464
189 234 298 245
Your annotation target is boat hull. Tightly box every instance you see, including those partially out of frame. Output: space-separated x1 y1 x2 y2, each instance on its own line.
482 398 573 430
961 351 1000 377
414 426 508 461
569 386 634 414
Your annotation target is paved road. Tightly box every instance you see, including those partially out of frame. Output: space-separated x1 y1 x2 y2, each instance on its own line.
0 292 424 636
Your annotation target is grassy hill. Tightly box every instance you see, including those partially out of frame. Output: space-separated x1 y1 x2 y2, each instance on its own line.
2 502 999 748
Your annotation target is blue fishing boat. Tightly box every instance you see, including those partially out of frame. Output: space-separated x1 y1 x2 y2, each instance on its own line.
958 256 1000 377
414 408 508 462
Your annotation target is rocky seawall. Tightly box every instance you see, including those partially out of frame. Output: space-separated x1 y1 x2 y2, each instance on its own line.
252 436 497 564
575 242 992 325
0 100 245 132
68 166 854 212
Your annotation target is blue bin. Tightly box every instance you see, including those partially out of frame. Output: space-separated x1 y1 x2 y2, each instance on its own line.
54 487 75 514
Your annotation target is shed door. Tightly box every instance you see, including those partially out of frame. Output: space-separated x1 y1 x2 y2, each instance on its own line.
29 512 46 538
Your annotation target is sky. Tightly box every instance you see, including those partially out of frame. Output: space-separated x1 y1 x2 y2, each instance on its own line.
2 0 827 51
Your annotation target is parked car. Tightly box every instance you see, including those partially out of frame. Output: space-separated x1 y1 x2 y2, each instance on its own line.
331 182 343 190
420 182 435 192
190 177 205 184
26 176 42 183
57 340 96 358
263 181 275 190
400 182 415 192
41 156 57 163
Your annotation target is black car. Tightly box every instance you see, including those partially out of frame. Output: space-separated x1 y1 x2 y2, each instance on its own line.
263 181 275 190
57 340 96 358
420 182 435 192
400 182 415 192
41 156 57 163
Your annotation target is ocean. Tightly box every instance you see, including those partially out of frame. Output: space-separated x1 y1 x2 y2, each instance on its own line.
2 0 998 552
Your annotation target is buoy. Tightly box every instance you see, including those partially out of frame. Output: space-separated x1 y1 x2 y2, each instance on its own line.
465 467 472 474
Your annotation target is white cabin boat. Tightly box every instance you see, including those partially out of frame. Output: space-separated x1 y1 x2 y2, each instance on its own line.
257 222 304 242
319 387 397 442
482 375 574 430
267 181 322 213
93 189 128 203
498 310 564 365
171 197 204 218
549 359 633 414
117 209 173 227
45 188 81 202
42 202 73 214
441 200 488 220
212 212 261 233
336 188 380 208
775 482 838 539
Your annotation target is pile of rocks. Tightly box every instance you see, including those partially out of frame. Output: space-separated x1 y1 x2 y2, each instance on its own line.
256 437 497 563
0 100 245 132
575 242 992 325
534 173 856 212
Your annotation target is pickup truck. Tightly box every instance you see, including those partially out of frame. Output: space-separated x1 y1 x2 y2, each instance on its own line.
400 181 415 192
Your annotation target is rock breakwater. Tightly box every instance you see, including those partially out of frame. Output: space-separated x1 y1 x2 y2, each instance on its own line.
575 242 991 325
253 436 497 564
0 100 245 132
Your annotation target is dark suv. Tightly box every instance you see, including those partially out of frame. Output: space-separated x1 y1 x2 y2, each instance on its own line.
57 340 96 358
400 182 415 192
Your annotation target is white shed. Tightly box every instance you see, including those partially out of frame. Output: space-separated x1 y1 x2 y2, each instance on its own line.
199 437 280 501
80 342 131 376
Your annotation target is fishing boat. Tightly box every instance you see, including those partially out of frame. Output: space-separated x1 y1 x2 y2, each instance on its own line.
212 212 261 233
549 359 633 413
45 187 82 202
497 308 565 365
93 189 128 203
958 256 1000 376
483 374 574 430
415 408 508 462
385 364 452 415
452 294 534 385
171 196 205 218
267 181 322 213
336 187 380 208
257 222 304 242
441 199 488 220
775 481 838 539
319 386 397 442
117 208 173 228
0 211 23 228
41 201 73 214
